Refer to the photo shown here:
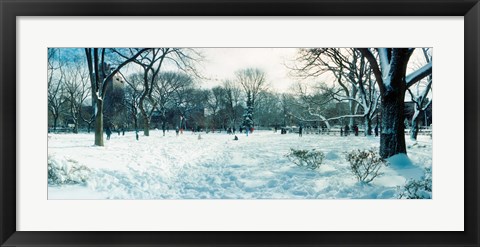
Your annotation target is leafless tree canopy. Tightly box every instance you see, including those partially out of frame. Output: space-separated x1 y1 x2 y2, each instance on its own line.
235 68 268 106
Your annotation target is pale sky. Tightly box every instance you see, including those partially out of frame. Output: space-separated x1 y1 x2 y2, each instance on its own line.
197 48 300 92
195 48 430 96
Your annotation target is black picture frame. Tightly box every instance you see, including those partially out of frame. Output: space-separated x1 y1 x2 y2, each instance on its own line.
1 0 478 246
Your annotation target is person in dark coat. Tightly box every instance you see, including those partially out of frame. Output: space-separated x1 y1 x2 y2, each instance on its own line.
299 126 303 137
105 126 112 140
354 124 359 136
344 124 349 136
374 125 379 137
340 127 343 136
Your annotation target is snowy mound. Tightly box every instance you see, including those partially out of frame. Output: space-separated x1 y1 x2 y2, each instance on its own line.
386 153 413 167
386 153 423 180
48 154 92 185
325 151 340 160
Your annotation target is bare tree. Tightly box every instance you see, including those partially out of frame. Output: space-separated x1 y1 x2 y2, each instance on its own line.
407 48 432 141
254 91 283 128
292 48 381 135
235 68 268 128
47 48 66 131
207 86 226 130
174 86 208 131
48 79 66 131
222 80 242 129
358 48 432 158
123 73 143 140
289 81 337 129
280 93 295 127
62 61 90 133
292 48 359 126
84 48 149 146
115 48 202 136
154 71 194 136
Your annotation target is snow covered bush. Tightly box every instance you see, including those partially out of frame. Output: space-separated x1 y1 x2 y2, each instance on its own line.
48 155 91 185
345 149 386 184
398 167 432 199
286 149 325 170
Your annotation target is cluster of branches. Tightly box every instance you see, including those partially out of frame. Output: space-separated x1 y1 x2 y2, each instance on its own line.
291 48 432 158
290 48 380 134
48 48 202 146
48 48 94 133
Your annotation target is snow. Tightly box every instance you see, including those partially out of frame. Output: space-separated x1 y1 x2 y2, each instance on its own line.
47 130 432 199
95 91 102 101
386 153 424 180
377 48 391 80
406 62 433 86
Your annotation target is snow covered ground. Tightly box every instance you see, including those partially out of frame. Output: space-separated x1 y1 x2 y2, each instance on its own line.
47 130 432 199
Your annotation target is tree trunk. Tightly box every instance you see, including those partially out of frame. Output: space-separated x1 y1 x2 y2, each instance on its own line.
410 110 420 141
133 116 139 140
94 99 104 146
162 121 166 136
138 103 150 136
73 121 78 134
53 116 58 131
348 101 355 128
143 115 150 136
380 90 406 158
364 117 372 136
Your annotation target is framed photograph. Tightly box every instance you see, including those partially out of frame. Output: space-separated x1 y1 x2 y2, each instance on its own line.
1 0 478 246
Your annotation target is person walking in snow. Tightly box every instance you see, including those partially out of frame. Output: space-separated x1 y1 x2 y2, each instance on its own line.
299 126 303 137
374 125 379 137
105 125 112 140
344 124 349 136
340 127 343 136
354 124 359 136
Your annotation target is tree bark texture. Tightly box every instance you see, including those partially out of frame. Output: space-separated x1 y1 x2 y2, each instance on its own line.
142 114 150 136
410 110 421 141
364 117 372 136
380 90 406 158
94 99 104 146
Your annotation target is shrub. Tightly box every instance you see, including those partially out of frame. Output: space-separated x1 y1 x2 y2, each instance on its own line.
398 168 432 199
345 148 386 184
48 155 91 185
286 149 325 170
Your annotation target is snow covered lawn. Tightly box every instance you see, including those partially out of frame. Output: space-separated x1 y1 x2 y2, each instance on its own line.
47 130 432 199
